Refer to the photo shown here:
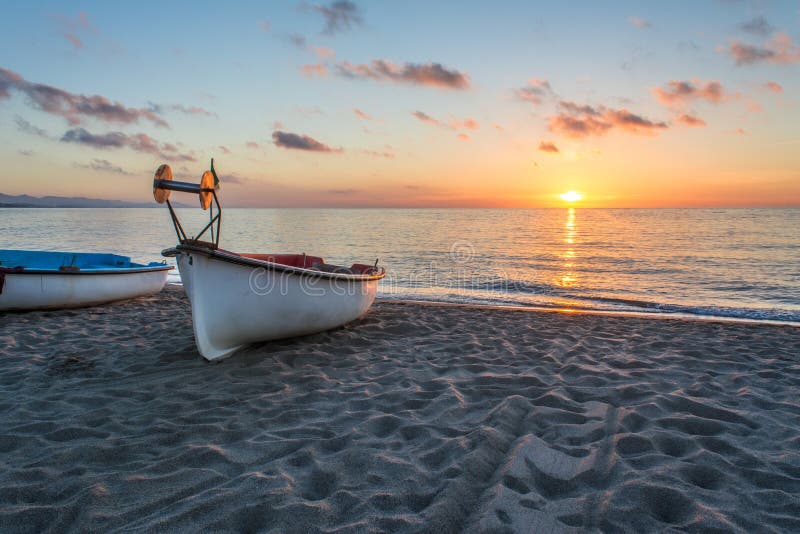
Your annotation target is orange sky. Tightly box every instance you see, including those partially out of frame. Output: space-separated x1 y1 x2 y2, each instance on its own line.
2 3 799 207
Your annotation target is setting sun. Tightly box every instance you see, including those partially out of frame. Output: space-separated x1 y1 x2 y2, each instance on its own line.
559 191 583 203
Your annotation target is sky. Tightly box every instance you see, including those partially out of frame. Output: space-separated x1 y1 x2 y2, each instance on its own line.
1 1 799 208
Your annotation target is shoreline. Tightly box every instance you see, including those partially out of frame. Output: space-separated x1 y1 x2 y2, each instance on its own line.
162 282 800 327
382 297 800 328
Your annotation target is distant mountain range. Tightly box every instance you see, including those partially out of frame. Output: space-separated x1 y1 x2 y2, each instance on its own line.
0 193 187 208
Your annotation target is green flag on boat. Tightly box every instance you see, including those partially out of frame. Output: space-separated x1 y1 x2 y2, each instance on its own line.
210 158 219 188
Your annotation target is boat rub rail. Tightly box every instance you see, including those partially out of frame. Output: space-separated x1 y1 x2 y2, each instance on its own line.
163 244 386 281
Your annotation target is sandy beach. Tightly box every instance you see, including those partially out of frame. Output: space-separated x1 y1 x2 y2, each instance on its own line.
1 285 799 532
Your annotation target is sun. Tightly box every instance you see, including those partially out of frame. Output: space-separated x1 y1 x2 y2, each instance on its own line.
559 190 583 203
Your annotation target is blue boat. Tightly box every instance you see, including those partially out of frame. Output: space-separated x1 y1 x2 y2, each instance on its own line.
0 250 171 311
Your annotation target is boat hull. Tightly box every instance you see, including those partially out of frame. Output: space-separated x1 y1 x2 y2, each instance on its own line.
174 249 382 361
0 269 170 311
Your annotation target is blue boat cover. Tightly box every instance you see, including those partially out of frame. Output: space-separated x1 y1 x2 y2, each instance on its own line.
0 250 163 271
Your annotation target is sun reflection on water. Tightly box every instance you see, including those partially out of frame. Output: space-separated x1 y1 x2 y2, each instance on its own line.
558 208 578 288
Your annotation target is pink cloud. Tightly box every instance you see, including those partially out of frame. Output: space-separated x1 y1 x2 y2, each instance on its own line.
309 46 335 61
413 111 478 132
548 101 668 138
246 141 259 149
764 81 783 93
273 130 342 153
514 78 552 105
64 33 83 50
675 114 707 127
628 16 651 29
725 32 800 65
411 110 440 126
336 60 470 90
60 127 194 160
450 118 479 131
353 108 372 120
361 148 394 159
0 66 168 127
538 141 559 153
169 104 217 118
300 64 328 77
457 133 470 141
652 80 727 106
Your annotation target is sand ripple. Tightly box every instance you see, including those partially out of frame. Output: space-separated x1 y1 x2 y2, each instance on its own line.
1 287 799 532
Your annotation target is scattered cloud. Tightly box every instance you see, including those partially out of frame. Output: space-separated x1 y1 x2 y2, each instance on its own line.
538 141 560 153
678 41 701 54
258 21 271 32
652 79 727 106
327 188 360 195
675 114 707 127
548 100 668 138
450 118 479 131
168 104 217 118
763 81 783 93
336 59 470 90
147 102 217 118
457 133 470 141
311 1 363 34
300 63 328 77
411 110 440 126
287 33 307 48
653 79 760 119
295 106 325 116
15 116 49 138
74 158 134 175
246 141 260 149
60 127 195 161
53 12 97 51
725 32 800 65
218 145 231 154
64 33 83 50
514 78 552 105
353 108 372 120
273 120 284 129
218 172 247 185
628 16 651 29
411 111 477 132
272 130 341 152
55 12 96 33
309 46 335 60
61 128 125 148
0 67 168 127
18 149 35 157
739 16 774 37
361 148 394 158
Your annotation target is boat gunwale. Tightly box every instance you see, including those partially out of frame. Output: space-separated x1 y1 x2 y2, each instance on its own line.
164 244 386 281
2 266 173 275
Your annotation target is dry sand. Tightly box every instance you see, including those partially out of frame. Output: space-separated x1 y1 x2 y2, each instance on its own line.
1 285 799 532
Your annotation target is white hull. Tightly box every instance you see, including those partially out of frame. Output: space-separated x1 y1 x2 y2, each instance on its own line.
0 269 169 311
175 250 382 361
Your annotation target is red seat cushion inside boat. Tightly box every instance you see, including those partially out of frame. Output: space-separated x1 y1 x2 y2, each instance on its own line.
240 254 324 268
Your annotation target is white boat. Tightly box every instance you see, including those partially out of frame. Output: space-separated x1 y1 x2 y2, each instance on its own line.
0 250 171 311
153 161 386 361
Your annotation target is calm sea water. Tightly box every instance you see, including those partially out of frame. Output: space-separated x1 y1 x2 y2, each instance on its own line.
2 208 799 323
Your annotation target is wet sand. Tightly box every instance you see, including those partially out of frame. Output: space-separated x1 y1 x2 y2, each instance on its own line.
1 285 799 532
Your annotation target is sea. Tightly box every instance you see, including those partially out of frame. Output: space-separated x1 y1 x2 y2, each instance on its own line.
2 207 799 324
